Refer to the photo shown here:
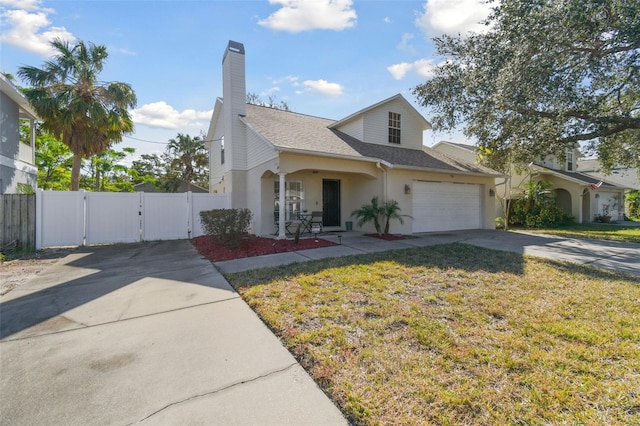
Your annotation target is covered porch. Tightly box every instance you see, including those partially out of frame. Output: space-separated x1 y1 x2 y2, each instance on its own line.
256 153 382 238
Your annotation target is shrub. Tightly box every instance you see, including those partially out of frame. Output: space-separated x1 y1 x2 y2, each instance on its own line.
199 208 253 248
509 200 574 228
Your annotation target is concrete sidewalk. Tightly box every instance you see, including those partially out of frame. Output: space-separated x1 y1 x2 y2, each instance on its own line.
216 229 640 277
0 241 347 425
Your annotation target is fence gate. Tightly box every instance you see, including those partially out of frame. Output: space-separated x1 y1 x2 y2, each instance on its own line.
36 190 230 249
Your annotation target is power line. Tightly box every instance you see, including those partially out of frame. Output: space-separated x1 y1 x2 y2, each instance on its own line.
124 135 168 144
124 135 222 144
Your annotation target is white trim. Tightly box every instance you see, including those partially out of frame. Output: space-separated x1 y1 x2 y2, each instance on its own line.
0 155 38 173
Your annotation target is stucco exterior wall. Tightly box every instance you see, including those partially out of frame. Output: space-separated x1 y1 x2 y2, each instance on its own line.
385 169 496 234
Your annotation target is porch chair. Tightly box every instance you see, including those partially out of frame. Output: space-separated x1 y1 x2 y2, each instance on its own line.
274 211 292 235
274 211 301 235
309 211 323 233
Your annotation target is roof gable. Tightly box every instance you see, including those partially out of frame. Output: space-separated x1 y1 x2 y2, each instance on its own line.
241 103 499 176
329 94 430 131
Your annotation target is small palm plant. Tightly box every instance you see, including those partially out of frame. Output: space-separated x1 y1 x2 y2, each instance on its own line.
351 196 383 235
381 199 412 234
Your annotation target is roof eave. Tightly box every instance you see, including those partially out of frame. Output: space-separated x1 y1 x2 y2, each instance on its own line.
275 146 500 177
536 168 629 189
391 163 503 178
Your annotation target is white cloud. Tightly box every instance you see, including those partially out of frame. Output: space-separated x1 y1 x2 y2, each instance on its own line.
259 0 357 32
302 79 343 96
413 59 437 78
397 32 415 53
131 102 212 130
0 0 44 10
415 0 492 36
387 62 414 80
115 47 137 56
387 58 437 80
0 1 75 56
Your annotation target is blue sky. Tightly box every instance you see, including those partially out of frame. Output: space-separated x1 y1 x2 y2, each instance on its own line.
1 0 492 159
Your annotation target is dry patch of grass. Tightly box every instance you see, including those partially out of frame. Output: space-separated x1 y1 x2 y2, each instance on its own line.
227 244 640 425
520 224 640 243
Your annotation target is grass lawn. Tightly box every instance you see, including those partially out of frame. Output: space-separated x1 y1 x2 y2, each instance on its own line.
515 223 640 243
226 244 640 425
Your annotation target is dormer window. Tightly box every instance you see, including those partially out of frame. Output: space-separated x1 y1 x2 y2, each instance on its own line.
566 150 573 171
388 112 401 144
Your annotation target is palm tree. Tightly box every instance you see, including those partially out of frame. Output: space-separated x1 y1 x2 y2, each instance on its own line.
166 133 208 192
351 196 383 235
381 199 412 234
18 38 136 190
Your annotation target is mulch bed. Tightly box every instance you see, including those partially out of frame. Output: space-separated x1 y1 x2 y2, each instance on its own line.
192 235 337 262
365 233 406 241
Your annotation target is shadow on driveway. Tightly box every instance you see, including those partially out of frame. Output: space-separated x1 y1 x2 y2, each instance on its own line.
0 240 234 339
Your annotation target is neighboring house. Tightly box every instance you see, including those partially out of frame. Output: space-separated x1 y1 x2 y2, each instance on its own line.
0 74 39 194
133 182 208 193
206 41 501 238
577 159 639 190
433 141 629 223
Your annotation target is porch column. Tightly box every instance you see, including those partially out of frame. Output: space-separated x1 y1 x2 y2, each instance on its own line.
278 172 287 239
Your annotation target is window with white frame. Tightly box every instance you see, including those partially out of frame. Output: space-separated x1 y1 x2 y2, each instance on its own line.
274 180 304 220
566 149 574 171
388 112 401 144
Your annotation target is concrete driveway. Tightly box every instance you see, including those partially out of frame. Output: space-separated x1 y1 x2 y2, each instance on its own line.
2 229 638 425
461 230 640 277
0 241 347 425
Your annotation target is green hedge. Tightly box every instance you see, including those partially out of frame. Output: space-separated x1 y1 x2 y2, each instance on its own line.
199 208 253 248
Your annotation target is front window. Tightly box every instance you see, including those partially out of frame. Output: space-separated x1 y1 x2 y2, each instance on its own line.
566 150 574 171
388 112 401 144
274 180 304 220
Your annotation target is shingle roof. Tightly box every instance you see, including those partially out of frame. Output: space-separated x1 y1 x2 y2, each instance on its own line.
242 103 500 176
536 166 627 189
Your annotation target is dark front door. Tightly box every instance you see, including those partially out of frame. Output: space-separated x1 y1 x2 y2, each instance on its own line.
322 179 341 227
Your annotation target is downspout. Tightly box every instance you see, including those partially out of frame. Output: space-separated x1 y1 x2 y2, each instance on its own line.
376 161 388 201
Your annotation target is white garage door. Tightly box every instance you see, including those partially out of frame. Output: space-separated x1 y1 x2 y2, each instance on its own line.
412 181 482 233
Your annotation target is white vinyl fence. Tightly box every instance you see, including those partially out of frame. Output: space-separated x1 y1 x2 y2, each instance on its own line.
35 189 230 249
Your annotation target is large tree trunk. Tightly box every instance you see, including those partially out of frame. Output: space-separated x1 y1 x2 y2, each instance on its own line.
71 155 82 191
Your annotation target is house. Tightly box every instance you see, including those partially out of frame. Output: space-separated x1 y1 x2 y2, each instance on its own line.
206 41 501 238
433 141 629 223
577 159 639 191
0 74 39 194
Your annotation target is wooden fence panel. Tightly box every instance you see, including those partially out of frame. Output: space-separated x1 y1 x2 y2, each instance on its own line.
1 194 36 251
